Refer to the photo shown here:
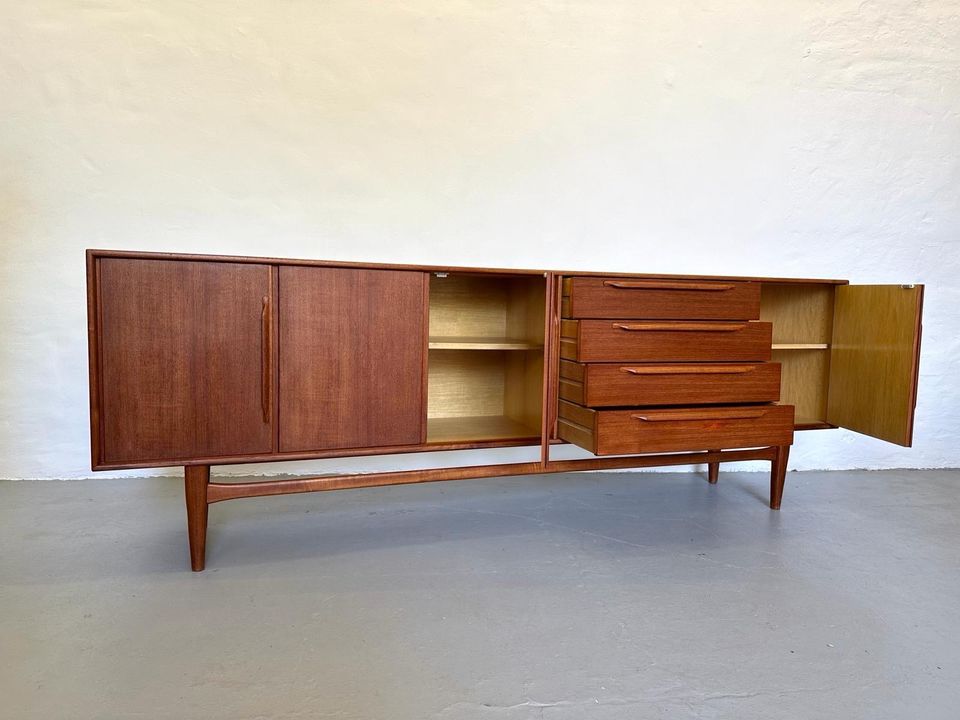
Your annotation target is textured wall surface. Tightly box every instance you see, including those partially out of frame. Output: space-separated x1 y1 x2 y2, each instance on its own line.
1 0 958 478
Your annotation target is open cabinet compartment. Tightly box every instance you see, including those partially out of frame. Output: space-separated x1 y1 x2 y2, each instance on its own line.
426 273 546 443
760 283 836 429
761 281 923 445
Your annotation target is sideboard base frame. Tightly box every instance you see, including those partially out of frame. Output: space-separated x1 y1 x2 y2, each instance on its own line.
185 445 790 571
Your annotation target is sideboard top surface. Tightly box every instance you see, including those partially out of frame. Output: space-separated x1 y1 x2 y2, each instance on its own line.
85 249 849 285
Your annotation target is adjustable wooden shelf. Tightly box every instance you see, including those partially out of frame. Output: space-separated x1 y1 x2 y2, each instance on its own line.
86 250 924 570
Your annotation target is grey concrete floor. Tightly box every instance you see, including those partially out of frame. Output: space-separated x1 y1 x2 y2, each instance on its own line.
2 469 959 720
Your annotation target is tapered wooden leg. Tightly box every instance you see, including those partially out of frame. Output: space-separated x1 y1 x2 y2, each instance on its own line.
707 450 720 484
184 465 210 571
770 445 790 510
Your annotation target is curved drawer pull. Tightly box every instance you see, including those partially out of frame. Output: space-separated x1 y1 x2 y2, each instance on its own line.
632 409 768 422
261 296 271 423
613 322 747 332
620 365 757 375
603 280 734 292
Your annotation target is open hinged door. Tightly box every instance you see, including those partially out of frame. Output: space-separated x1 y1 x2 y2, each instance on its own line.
826 284 924 446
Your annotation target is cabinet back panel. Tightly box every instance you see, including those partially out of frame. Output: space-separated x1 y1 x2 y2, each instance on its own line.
760 283 836 344
427 350 507 418
429 274 546 343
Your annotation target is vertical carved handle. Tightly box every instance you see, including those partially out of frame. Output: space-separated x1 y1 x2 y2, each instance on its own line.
261 296 271 423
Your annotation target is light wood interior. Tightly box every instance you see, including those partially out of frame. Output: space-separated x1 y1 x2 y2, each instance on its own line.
760 283 835 344
772 349 831 426
826 284 923 446
761 283 837 427
427 274 546 443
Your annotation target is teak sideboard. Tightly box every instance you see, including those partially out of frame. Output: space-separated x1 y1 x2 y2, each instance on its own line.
85 250 924 570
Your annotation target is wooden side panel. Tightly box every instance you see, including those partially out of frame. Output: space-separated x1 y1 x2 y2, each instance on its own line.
826 285 924 446
98 259 274 465
279 267 426 452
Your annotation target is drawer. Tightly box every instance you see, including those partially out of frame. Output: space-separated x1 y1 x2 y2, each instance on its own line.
560 320 773 363
559 360 781 407
562 277 760 320
558 401 795 456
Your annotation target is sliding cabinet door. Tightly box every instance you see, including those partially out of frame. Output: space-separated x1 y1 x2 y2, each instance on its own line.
278 267 427 452
96 259 275 466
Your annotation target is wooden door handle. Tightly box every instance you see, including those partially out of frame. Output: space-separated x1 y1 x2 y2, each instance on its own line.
603 280 734 291
632 409 768 422
261 296 271 423
613 322 747 332
619 365 757 375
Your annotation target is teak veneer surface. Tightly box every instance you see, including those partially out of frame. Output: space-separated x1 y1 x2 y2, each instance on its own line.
85 250 925 570
278 267 428 452
560 361 782 407
88 249 847 285
558 402 795 456
98 259 274 464
562 277 761 320
561 320 773 363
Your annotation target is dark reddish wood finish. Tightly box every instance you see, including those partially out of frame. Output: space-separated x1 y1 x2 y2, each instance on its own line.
707 449 720 484
97 259 274 465
560 360 781 407
278 266 427 452
770 445 791 509
206 447 778 503
84 250 885 571
563 277 761 320
184 465 209 572
88 248 848 285
561 320 773 363
558 401 794 456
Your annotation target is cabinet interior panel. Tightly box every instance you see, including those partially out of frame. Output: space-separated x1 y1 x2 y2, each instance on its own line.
426 273 546 442
428 350 508 419
427 416 540 444
504 350 544 431
826 284 923 446
426 349 543 441
429 273 545 344
760 283 836 345
772 348 831 426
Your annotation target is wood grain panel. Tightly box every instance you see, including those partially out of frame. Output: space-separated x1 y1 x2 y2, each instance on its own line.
89 249 845 284
428 350 507 418
564 277 760 320
558 401 794 455
826 284 923 446
562 320 772 362
560 362 781 407
279 267 427 451
772 349 831 426
760 283 835 344
98 259 273 465
426 416 539 443
429 274 545 343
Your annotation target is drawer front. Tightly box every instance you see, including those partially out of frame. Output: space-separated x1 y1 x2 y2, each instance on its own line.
563 277 760 320
558 401 795 455
560 360 781 407
561 320 773 363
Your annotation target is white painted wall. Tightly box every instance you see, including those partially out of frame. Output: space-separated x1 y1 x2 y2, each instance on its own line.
1 0 958 479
